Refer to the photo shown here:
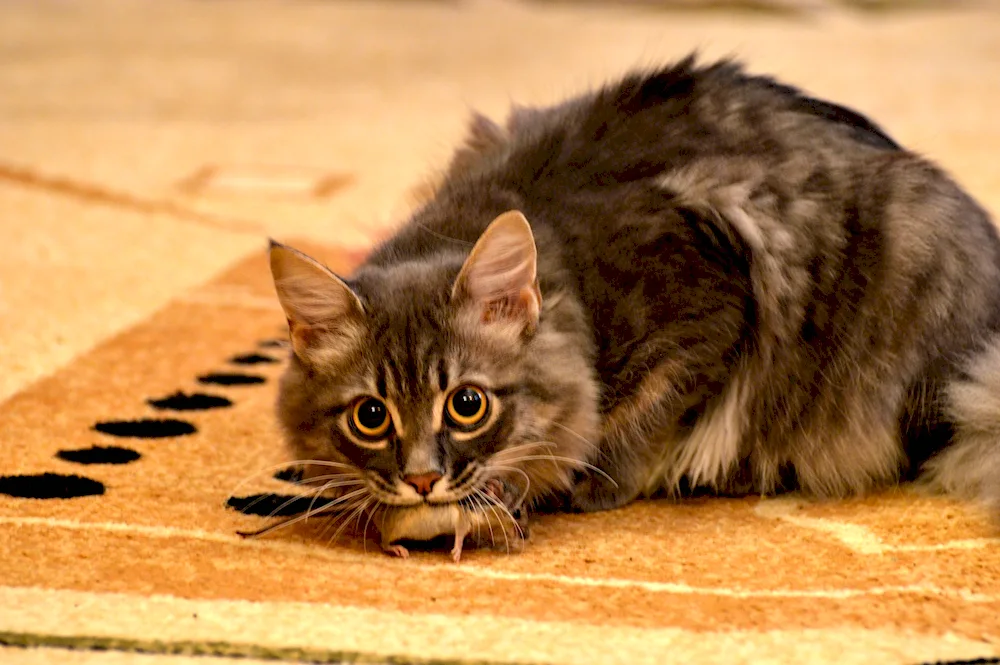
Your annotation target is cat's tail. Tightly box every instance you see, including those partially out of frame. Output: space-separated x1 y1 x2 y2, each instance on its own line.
923 333 1000 516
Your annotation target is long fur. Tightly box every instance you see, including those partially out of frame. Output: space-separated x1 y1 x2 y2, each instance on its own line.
271 55 1000 526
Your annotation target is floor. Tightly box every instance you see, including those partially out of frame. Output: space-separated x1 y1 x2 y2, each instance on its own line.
1 1 999 663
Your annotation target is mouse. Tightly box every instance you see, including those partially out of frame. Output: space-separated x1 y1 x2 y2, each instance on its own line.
378 479 528 562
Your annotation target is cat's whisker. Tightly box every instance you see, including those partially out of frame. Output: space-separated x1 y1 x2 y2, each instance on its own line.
469 491 497 548
284 465 365 494
303 478 367 521
228 461 304 498
551 422 599 452
469 500 485 545
326 498 374 547
483 464 531 509
480 484 525 543
490 440 557 461
237 512 315 539
460 496 484 545
227 459 363 517
228 458 359 497
550 422 616 466
489 442 561 483
361 502 384 555
472 489 502 552
238 487 370 539
474 488 511 555
475 491 506 554
501 452 619 488
292 477 366 493
275 477 356 522
286 473 363 486
481 497 520 553
234 475 354 519
344 497 374 540
498 445 564 480
288 459 360 471
315 497 362 543
279 484 368 522
353 497 373 534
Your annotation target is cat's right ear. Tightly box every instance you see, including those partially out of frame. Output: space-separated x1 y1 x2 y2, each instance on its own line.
268 240 365 363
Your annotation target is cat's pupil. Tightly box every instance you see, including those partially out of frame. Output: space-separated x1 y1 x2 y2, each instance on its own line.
452 389 482 418
357 399 386 429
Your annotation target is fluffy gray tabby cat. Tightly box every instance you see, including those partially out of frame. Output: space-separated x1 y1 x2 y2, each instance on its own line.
268 56 1000 543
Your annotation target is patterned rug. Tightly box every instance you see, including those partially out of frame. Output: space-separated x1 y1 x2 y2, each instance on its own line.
3 1 1000 663
2 241 999 665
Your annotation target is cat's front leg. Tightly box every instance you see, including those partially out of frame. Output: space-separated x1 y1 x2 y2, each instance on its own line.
566 455 645 513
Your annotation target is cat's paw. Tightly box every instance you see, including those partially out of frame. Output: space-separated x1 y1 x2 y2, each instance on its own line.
567 470 635 513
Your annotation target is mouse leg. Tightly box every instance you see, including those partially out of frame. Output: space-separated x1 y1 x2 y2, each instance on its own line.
383 543 410 559
450 515 471 563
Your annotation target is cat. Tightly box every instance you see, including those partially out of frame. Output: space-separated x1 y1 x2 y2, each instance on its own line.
267 55 1000 543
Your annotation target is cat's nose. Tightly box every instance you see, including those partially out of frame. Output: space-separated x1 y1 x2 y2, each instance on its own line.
403 472 443 496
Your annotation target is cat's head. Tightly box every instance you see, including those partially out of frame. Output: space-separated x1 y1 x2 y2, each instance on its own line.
268 211 598 512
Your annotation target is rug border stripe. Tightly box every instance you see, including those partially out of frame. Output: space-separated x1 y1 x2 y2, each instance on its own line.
0 631 530 665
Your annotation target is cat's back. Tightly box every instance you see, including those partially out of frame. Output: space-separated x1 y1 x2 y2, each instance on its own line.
479 58 999 309
373 57 901 270
483 56 898 197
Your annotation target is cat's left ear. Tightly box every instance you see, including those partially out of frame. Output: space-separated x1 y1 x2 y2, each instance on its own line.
451 210 542 333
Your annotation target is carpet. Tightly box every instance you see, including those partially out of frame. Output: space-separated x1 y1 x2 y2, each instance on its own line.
2 1 1000 664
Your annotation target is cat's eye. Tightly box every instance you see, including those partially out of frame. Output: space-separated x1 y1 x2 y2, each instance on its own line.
445 385 489 430
350 397 392 440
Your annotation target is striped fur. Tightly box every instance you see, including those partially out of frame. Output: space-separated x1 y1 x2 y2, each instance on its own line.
271 56 1000 532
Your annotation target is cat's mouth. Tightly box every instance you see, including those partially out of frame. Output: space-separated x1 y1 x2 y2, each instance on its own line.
366 474 515 507
362 460 525 510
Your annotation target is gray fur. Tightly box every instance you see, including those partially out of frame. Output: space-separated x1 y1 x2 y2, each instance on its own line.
270 56 1000 525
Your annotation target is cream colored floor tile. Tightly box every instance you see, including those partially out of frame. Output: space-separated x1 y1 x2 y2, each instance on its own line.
2 586 997 665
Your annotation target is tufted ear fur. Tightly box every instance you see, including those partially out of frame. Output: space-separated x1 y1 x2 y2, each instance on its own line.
269 240 365 363
451 211 542 334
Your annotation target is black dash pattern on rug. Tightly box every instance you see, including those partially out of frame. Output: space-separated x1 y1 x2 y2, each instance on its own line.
93 419 196 438
57 445 141 465
274 466 304 483
148 391 233 411
229 353 278 365
197 372 266 386
227 493 334 517
0 473 105 499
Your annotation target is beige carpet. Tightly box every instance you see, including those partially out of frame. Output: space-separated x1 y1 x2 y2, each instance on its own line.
2 1 1000 664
